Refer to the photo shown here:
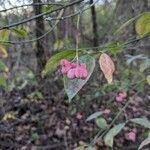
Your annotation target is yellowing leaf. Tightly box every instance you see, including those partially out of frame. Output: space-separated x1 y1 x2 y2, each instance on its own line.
0 29 11 47
3 111 17 120
54 40 64 50
99 53 115 84
74 146 85 150
135 12 150 38
74 141 87 150
0 29 10 40
146 75 150 85
139 59 150 72
0 75 7 87
0 45 8 58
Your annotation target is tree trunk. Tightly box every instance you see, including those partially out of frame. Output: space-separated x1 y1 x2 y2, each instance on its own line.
33 0 46 77
90 0 98 47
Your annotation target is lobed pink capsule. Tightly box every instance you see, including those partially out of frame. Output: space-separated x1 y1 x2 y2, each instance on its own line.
125 131 136 142
67 68 76 79
61 65 72 74
103 109 111 114
60 59 71 66
59 59 88 80
118 91 127 99
116 96 124 102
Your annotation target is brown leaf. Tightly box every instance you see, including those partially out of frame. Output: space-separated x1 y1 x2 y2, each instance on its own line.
99 53 115 84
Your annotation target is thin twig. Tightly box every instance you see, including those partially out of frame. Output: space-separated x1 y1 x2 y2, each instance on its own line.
76 13 81 63
0 0 84 30
0 9 64 44
1 9 64 44
0 0 98 44
45 0 99 21
0 2 64 13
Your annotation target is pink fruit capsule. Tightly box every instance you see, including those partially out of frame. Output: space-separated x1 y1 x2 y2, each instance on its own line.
67 68 75 79
81 68 88 79
70 62 78 68
76 112 83 120
80 63 87 69
60 60 88 80
116 96 124 102
61 67 67 74
60 59 70 66
74 67 82 78
125 131 136 142
74 65 88 79
103 109 111 114
119 91 127 99
61 65 72 74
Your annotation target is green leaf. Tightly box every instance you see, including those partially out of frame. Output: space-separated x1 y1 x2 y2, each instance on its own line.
107 42 123 55
64 55 95 102
0 60 9 72
104 123 125 147
135 12 150 38
86 111 103 121
0 75 7 88
138 137 150 150
42 5 54 13
31 133 39 141
146 75 150 85
42 50 76 76
17 80 28 90
29 90 43 99
96 117 107 129
11 28 27 38
130 118 150 129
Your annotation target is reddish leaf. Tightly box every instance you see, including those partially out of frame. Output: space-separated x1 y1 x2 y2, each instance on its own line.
99 53 115 84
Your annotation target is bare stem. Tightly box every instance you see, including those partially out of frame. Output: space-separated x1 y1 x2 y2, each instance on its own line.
76 13 81 63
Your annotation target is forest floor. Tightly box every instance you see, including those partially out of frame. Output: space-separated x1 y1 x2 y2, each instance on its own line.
0 80 149 150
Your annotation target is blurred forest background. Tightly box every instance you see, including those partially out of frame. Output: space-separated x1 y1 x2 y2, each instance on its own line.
0 0 149 149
